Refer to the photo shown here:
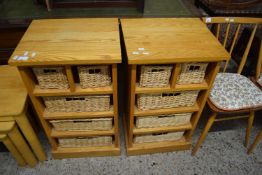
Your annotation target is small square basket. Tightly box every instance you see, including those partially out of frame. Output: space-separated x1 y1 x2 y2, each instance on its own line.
134 131 184 143
177 62 208 84
58 136 113 147
33 67 69 89
78 65 111 88
137 91 199 111
50 118 113 131
43 95 110 112
139 65 173 87
136 113 192 128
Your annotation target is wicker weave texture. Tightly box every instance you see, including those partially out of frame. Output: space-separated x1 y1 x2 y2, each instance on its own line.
136 113 192 128
50 118 113 131
139 65 173 87
59 136 112 147
137 91 199 110
78 65 111 88
134 132 184 143
33 67 69 89
177 62 208 84
43 95 110 112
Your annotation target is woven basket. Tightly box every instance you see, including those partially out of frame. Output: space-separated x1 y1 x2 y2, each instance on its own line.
78 65 111 88
134 131 184 143
33 67 69 89
137 91 199 110
50 118 113 131
139 65 173 87
177 63 208 84
43 95 110 112
136 113 192 128
59 136 112 147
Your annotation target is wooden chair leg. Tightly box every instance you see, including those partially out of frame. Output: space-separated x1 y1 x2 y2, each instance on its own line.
45 0 51 11
247 129 262 154
1 136 27 166
8 125 37 167
245 111 255 147
15 111 46 161
192 112 217 156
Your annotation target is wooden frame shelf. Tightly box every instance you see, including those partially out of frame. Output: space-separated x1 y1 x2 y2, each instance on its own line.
134 103 199 116
51 129 115 137
121 18 230 156
127 137 191 156
9 19 121 158
133 123 192 135
34 84 113 96
135 81 209 94
52 145 120 159
43 107 114 120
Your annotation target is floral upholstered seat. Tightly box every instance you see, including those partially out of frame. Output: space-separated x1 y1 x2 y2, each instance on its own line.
209 73 262 111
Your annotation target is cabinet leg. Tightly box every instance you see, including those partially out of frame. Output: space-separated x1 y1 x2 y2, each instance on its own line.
192 112 217 156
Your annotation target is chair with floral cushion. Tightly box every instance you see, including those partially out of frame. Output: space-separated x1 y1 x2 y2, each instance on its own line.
192 17 262 155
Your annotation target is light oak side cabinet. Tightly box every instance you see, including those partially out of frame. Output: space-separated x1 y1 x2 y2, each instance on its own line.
120 18 230 155
9 18 121 159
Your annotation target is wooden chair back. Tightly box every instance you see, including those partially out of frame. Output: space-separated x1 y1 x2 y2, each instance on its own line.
256 40 262 81
202 17 262 74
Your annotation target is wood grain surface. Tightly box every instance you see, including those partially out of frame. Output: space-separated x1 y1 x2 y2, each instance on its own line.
9 18 121 66
121 18 230 64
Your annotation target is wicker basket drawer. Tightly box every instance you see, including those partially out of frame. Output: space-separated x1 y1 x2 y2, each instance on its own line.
134 131 184 143
177 62 208 84
58 136 112 147
33 67 69 89
78 65 111 88
43 95 110 112
136 113 192 128
137 91 199 111
50 118 113 131
139 65 173 87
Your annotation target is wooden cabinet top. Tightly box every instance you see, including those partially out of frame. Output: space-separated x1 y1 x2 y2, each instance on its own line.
9 18 121 66
121 18 230 64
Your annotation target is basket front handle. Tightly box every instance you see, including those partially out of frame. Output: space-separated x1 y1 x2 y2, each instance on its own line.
189 65 200 71
73 120 92 123
152 132 168 136
158 115 168 118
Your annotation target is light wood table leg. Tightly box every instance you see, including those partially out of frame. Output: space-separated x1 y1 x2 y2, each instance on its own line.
247 129 262 154
192 112 217 156
8 125 37 167
245 111 254 147
15 111 47 161
1 136 27 166
45 0 51 11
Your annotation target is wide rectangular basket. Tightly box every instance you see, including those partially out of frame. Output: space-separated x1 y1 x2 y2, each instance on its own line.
139 65 173 87
137 91 199 110
33 67 69 89
78 65 111 88
58 136 112 147
50 118 113 131
177 62 208 84
134 131 184 143
43 95 110 112
136 113 192 128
